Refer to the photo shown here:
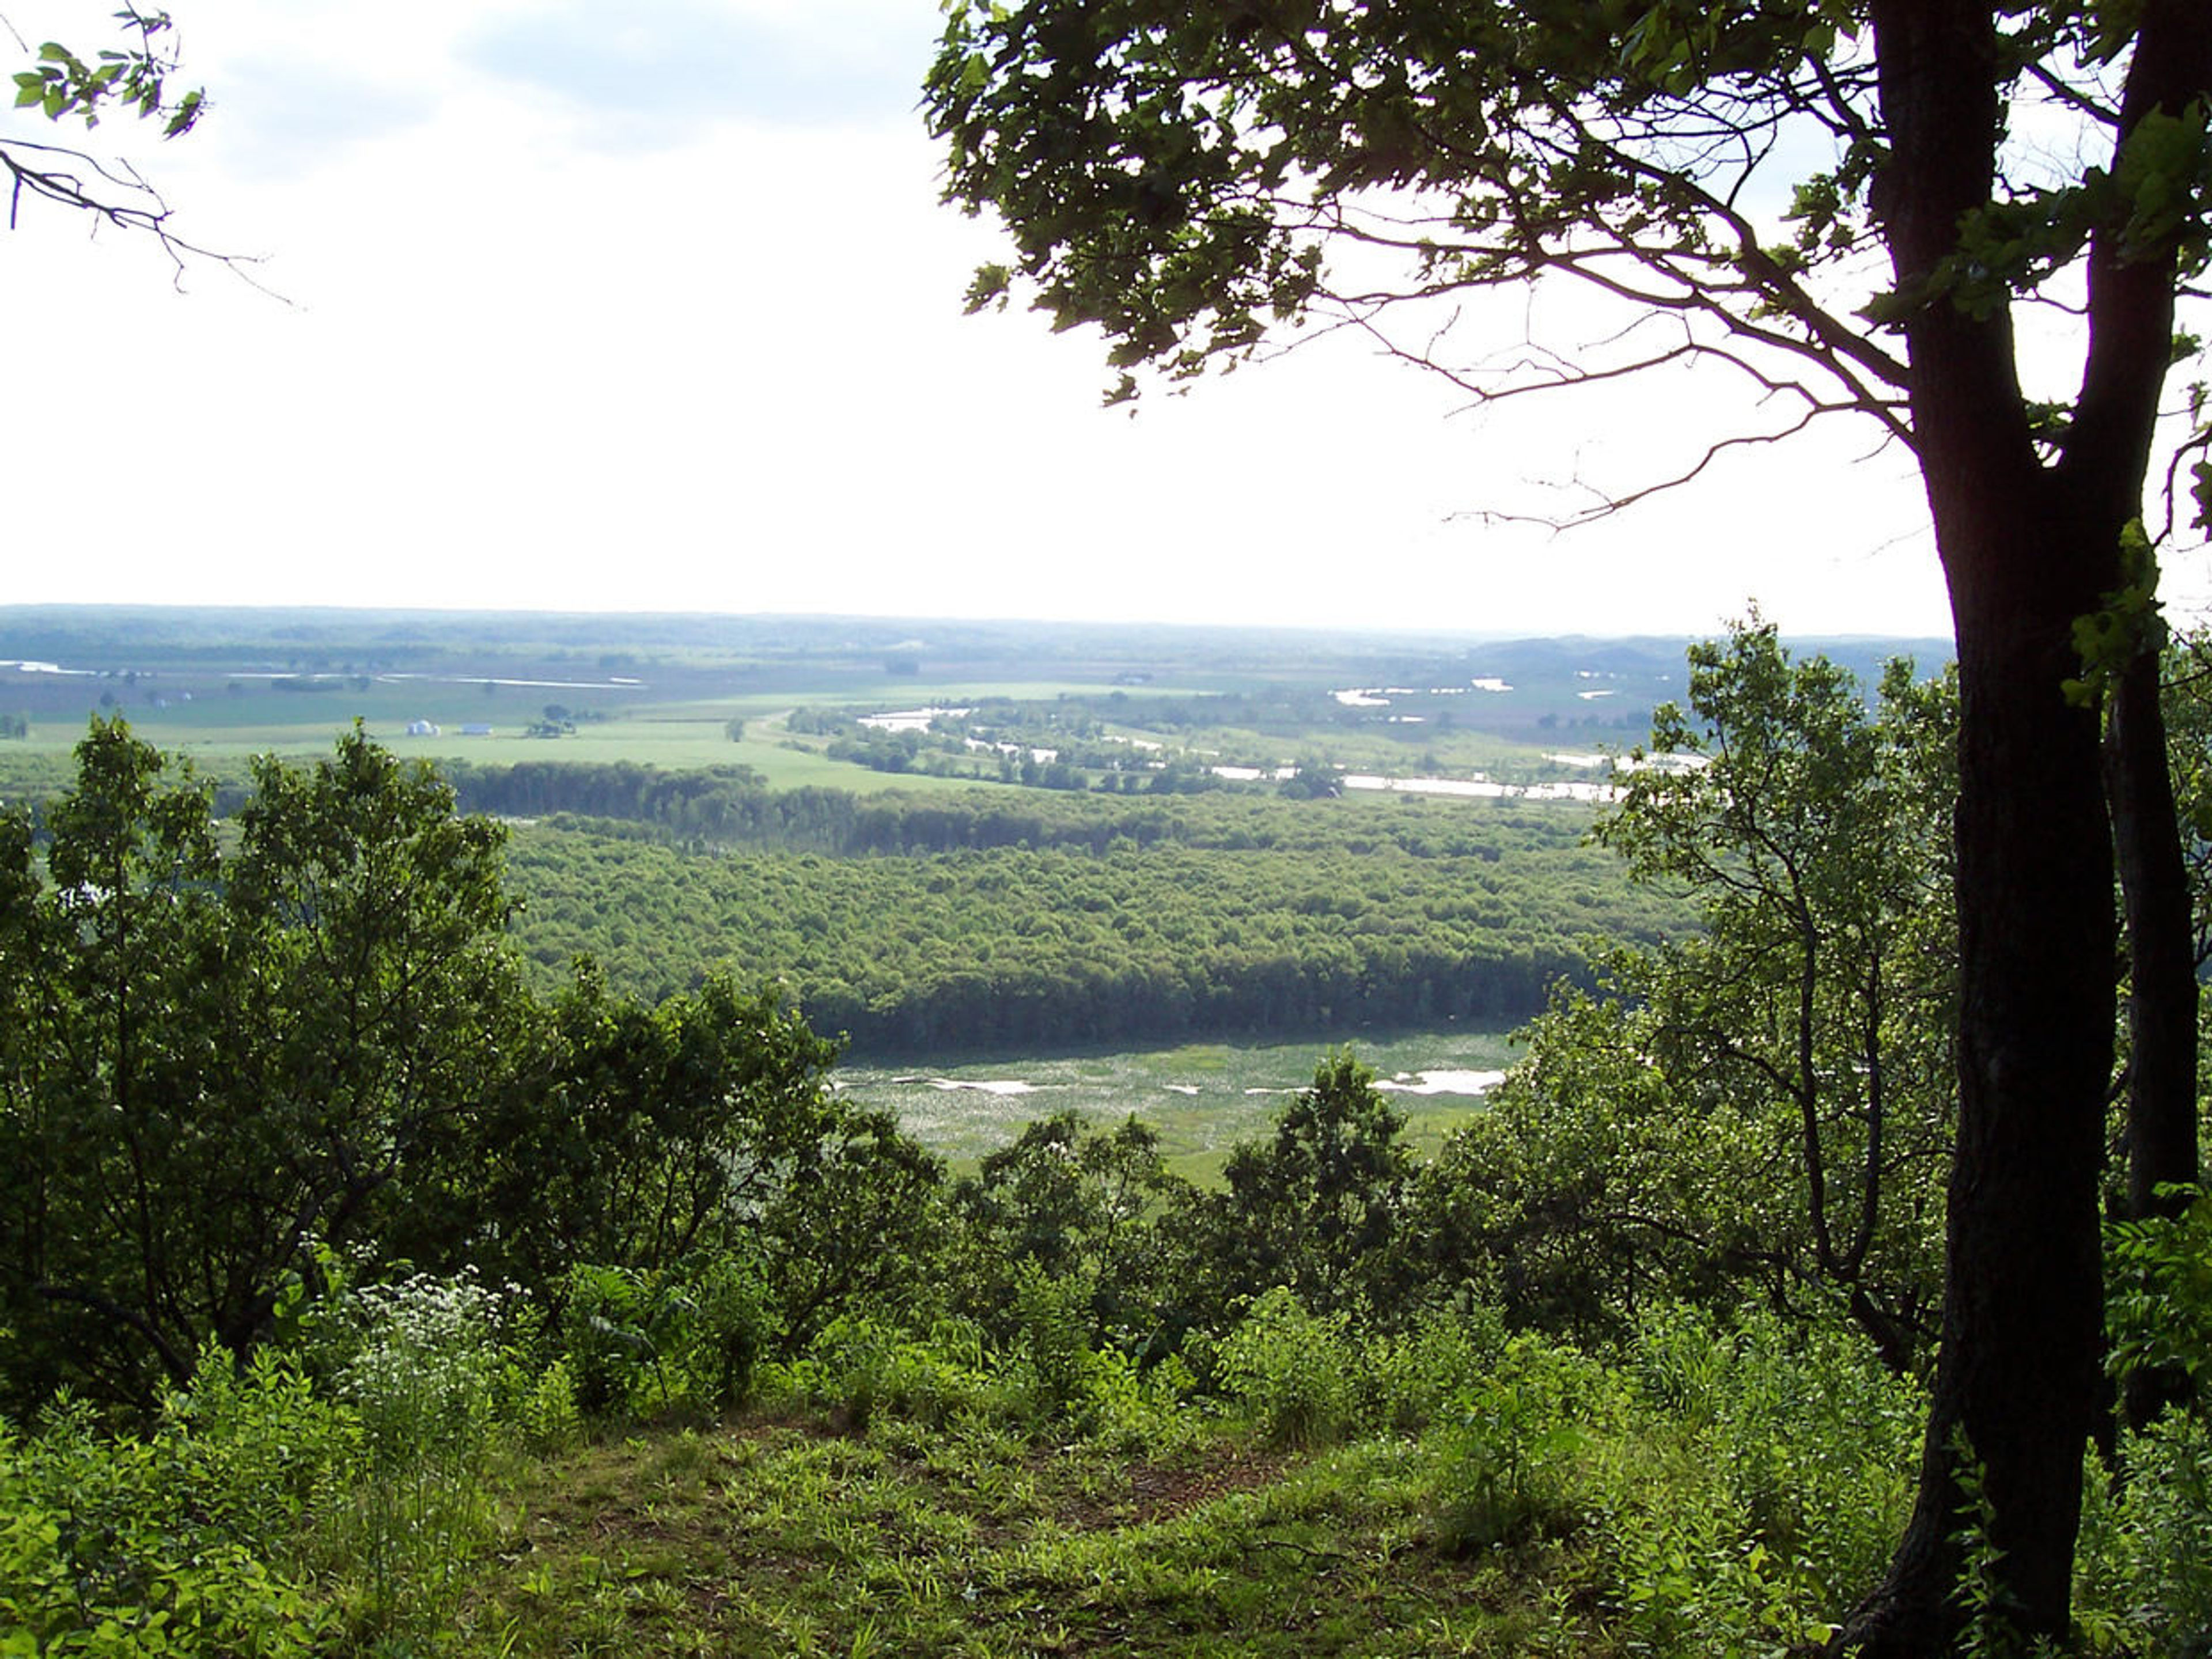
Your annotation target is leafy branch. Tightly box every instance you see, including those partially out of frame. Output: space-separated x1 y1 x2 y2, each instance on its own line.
1 7 256 283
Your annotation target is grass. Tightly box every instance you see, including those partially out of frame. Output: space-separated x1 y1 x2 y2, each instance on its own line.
3 707 1020 794
837 1026 1520 1177
456 1416 1570 1658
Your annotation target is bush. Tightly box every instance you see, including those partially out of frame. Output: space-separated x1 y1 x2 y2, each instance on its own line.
2077 1411 2212 1656
548 1256 771 1421
0 1363 339 1658
1429 1333 1596 1553
770 1316 1003 1434
510 1355 584 1455
1593 1304 1921 1654
1009 1260 1101 1422
2107 1184 2212 1399
1361 1306 1507 1436
158 1344 359 1565
312 1267 513 1635
1218 1287 1363 1448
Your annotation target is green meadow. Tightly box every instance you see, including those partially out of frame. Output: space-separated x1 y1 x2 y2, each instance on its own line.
836 1025 1523 1178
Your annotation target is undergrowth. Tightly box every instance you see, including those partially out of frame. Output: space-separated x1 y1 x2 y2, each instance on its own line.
5 1283 2209 1656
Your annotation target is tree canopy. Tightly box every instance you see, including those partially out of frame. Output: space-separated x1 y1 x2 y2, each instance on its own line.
929 2 2206 522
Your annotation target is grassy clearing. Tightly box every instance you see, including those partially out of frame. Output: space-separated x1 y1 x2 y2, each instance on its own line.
460 1418 1563 1658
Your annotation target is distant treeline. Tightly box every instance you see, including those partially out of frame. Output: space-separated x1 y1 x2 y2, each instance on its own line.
442 759 781 834
441 756 1612 860
440 756 1266 837
501 793 1685 1056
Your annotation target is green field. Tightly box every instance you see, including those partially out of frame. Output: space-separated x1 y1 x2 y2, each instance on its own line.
838 1025 1521 1177
3 608 1951 819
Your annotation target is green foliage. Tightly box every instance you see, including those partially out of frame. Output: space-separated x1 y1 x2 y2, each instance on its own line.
770 1315 1002 1435
1615 1304 1922 1616
1440 1304 1925 1656
952 1109 1188 1351
1430 1335 1593 1554
0 719 927 1429
0 1396 328 1658
1412 987 1698 1342
442 967 844 1296
1218 1287 1363 1449
2077 1413 2212 1656
1215 1051 1417 1317
0 720 531 1410
1006 1259 1100 1421
11 10 202 135
2107 1185 2212 1403
550 1257 768 1418
1436 626 1957 1371
21 630 2212 1653
1359 1308 1506 1438
500 791 1668 1056
757 1103 949 1357
314 1268 510 1634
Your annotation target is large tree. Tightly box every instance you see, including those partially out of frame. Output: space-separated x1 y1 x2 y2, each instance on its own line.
0 722 526 1410
925 3 2211 1649
1596 625 1957 1374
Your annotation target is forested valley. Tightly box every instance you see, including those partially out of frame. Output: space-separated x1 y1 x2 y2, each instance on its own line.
6 623 2212 1656
495 793 1676 1056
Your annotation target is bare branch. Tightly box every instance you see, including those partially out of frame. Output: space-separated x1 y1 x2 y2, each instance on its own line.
1 135 275 294
2022 59 2120 126
1460 401 1833 532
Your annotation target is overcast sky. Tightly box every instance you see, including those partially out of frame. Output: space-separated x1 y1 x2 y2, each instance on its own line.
0 0 2128 641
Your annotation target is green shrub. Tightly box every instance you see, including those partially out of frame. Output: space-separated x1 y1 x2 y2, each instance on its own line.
2077 1412 2212 1656
1362 1306 1506 1436
510 1355 585 1455
552 1256 772 1419
1590 1304 1921 1654
315 1267 511 1636
2108 1185 2212 1398
1218 1286 1363 1448
1009 1260 1100 1422
157 1344 359 1565
1430 1333 1594 1552
772 1316 1002 1433
0 1378 333 1658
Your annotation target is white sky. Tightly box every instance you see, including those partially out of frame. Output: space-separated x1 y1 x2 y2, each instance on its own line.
0 0 2176 642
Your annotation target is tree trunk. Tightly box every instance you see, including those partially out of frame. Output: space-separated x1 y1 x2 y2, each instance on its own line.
2105 645 2201 1429
1837 0 2212 1642
1840 487 2118 1654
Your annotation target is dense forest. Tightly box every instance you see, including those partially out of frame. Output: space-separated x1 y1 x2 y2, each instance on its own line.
3 626 2210 1654
497 792 1679 1055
